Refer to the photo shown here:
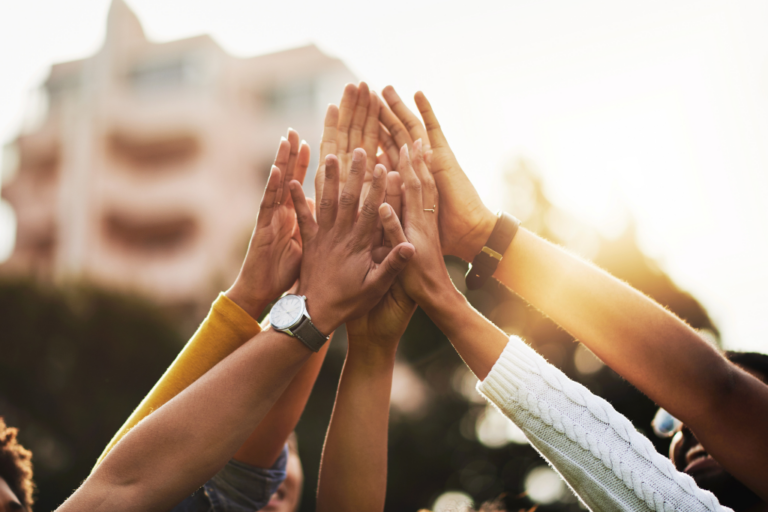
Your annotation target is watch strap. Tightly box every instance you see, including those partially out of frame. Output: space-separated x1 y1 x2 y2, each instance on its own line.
465 211 520 290
292 316 329 352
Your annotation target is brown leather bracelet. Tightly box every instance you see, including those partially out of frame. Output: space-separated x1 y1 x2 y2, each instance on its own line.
465 211 520 290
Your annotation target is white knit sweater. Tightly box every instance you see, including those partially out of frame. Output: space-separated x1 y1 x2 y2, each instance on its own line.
476 336 732 512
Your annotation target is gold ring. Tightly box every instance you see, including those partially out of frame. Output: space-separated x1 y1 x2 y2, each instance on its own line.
423 205 436 213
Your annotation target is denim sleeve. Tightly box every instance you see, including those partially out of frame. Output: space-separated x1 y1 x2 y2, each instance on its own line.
170 444 289 512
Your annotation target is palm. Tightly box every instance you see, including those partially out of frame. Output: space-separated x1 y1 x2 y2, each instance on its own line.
347 280 415 350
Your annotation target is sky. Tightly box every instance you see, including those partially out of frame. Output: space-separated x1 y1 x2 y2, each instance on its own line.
2 0 768 352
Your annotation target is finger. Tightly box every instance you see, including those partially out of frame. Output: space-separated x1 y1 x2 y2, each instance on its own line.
411 139 436 209
273 137 291 204
377 151 393 173
379 203 408 247
385 171 403 220
414 91 449 151
362 92 381 173
382 85 429 149
397 144 423 214
354 163 388 245
293 140 311 186
317 154 340 230
280 129 301 204
256 166 282 229
289 181 317 242
349 82 370 150
370 242 415 293
316 104 339 199
337 83 358 153
336 148 367 228
284 141 310 208
379 101 412 150
378 123 399 168
378 125 398 169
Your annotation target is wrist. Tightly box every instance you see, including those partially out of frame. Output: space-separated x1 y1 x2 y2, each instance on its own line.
420 286 468 331
300 293 340 336
346 340 398 366
224 285 271 321
457 206 496 262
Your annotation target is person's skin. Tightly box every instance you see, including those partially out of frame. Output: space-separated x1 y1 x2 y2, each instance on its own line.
0 477 23 512
315 170 416 512
56 147 413 512
380 86 768 502
225 129 330 469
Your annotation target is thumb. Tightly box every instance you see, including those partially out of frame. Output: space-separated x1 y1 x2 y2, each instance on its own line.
373 242 415 287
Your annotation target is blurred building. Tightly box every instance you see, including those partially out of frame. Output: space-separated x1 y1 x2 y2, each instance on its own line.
1 0 354 306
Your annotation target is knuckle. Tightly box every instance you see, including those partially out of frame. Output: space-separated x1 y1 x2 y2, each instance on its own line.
319 198 334 210
360 201 378 219
339 191 357 208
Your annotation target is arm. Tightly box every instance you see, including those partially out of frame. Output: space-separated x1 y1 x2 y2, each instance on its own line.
58 149 413 512
386 87 768 499
394 143 731 512
94 131 321 472
316 171 416 512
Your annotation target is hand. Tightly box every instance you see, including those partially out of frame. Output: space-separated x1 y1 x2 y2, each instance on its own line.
347 172 417 352
389 140 457 307
379 86 496 262
226 130 311 319
315 82 381 204
289 148 415 335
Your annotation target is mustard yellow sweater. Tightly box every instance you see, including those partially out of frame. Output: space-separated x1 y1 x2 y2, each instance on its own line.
94 293 262 469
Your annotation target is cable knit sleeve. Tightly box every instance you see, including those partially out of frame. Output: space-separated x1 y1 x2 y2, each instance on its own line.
476 336 732 512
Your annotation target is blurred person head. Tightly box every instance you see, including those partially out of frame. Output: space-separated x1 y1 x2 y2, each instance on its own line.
262 432 303 512
0 417 34 511
660 351 768 511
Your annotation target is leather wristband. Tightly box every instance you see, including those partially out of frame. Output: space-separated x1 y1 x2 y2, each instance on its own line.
465 211 520 290
292 316 329 352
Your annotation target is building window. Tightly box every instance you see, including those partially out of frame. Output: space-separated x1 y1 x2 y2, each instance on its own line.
103 213 198 255
128 54 200 93
265 79 315 113
107 132 199 171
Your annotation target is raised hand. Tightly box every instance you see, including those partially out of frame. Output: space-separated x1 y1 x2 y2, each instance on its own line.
289 148 415 336
347 171 416 351
315 82 381 204
226 130 311 319
388 139 457 304
379 86 496 262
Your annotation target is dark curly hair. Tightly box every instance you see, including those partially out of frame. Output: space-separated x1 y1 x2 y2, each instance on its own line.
0 417 34 510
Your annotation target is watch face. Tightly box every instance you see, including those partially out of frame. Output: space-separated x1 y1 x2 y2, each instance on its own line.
270 295 305 330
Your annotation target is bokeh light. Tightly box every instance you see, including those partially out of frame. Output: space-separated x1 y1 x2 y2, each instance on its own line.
573 343 605 375
475 403 528 448
431 491 474 512
524 465 567 505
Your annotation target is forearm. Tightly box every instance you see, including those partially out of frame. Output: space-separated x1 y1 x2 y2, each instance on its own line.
494 227 768 498
234 340 331 467
60 328 312 512
495 228 730 421
316 342 396 512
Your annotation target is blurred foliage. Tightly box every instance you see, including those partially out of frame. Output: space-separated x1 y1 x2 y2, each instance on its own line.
0 158 719 511
0 279 183 511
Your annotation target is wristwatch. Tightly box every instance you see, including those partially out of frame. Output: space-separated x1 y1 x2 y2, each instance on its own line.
269 294 329 352
465 211 521 290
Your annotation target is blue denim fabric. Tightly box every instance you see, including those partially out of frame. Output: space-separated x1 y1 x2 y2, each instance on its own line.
171 444 288 512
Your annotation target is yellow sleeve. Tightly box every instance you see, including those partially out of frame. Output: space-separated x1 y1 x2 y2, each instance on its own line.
93 293 263 470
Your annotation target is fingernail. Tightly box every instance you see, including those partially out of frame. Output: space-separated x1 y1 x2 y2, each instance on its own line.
353 148 364 162
379 203 391 218
373 165 383 178
281 136 287 142
399 245 415 260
